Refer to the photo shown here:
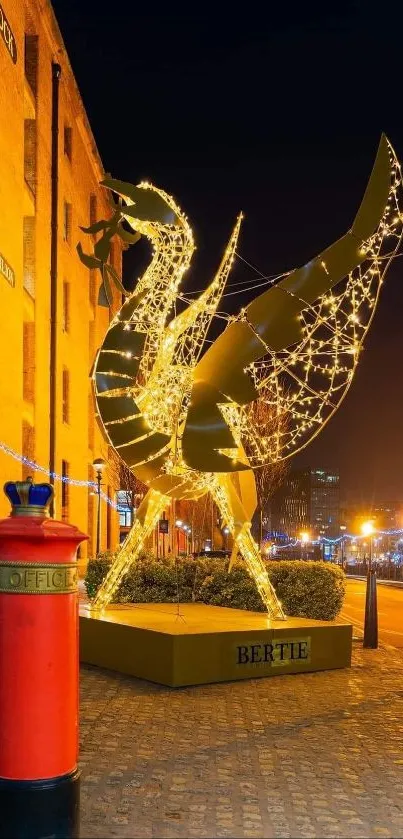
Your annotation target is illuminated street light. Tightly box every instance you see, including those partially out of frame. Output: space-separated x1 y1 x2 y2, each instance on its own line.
300 531 310 562
92 457 106 555
340 525 347 568
361 520 378 649
175 519 183 556
361 520 375 538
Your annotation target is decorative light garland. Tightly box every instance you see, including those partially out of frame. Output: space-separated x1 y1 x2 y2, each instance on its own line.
268 530 403 548
0 441 120 510
3 434 402 544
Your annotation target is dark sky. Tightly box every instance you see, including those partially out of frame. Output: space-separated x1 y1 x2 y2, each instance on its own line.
53 0 403 506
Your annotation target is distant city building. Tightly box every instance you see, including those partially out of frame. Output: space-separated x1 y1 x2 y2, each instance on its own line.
340 501 400 535
270 468 340 539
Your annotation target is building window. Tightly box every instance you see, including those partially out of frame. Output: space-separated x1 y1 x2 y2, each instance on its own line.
109 241 115 270
89 194 97 227
24 119 37 198
107 487 112 549
63 201 72 243
88 389 95 450
64 125 72 161
23 321 35 402
61 460 69 520
87 465 95 557
89 269 96 307
23 216 36 298
62 368 69 423
22 421 35 480
117 491 133 528
24 34 38 98
62 281 70 332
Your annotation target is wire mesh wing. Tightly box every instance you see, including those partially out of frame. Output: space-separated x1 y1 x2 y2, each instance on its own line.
183 136 403 470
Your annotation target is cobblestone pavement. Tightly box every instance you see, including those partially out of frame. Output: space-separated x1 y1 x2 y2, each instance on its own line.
80 642 403 838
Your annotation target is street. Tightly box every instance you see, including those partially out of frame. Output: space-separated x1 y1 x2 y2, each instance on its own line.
341 578 403 648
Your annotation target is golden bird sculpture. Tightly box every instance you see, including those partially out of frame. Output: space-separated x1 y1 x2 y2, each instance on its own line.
78 135 403 614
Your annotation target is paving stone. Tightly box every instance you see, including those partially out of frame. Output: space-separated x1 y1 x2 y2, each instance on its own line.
79 645 403 838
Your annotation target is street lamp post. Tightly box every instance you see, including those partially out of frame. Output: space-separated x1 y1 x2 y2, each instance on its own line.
211 500 215 552
184 525 190 555
362 520 378 649
300 531 310 561
340 525 347 569
92 458 106 556
175 519 182 557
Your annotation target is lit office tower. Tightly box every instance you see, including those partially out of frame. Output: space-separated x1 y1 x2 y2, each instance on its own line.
270 468 340 539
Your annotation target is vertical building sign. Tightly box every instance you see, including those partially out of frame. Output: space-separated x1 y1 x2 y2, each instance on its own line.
0 253 15 287
0 4 17 64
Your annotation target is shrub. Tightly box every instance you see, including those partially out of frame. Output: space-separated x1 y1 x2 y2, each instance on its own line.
84 555 345 621
85 551 115 600
266 560 345 620
197 565 265 611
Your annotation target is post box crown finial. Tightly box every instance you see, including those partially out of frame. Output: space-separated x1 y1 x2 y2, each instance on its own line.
3 477 54 517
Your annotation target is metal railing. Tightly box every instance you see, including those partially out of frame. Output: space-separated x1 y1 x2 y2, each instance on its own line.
345 561 403 582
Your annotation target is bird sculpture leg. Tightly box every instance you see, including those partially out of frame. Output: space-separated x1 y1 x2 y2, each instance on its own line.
90 488 169 610
212 476 286 620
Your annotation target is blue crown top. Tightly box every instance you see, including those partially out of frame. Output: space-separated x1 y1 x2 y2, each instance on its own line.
4 477 54 516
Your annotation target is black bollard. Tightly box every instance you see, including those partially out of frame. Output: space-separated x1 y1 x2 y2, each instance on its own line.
363 568 378 649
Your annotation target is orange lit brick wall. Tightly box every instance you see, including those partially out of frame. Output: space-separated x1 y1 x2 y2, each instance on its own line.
0 0 123 559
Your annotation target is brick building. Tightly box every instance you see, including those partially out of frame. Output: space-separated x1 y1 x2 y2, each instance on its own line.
0 0 123 560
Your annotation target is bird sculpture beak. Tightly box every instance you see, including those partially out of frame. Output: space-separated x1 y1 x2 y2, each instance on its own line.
101 177 180 228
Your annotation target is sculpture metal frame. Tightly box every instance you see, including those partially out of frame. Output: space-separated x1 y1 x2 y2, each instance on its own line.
79 136 403 615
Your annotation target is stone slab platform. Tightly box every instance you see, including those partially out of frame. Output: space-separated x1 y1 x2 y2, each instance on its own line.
79 602 352 687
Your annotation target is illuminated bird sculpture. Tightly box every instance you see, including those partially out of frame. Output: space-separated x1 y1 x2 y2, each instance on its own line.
79 136 403 614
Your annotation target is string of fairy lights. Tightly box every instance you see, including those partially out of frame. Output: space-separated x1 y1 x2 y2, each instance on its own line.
242 144 403 468
3 437 402 547
271 530 403 551
0 441 121 510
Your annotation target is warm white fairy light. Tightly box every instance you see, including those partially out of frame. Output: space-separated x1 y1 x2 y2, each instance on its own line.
0 441 119 509
244 148 403 466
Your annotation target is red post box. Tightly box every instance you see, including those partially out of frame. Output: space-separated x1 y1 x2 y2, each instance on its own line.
0 477 87 839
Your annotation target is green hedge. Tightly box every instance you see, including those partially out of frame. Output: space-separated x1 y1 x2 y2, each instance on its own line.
85 553 345 620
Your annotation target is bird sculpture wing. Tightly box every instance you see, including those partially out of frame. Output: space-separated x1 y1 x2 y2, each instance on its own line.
182 135 403 472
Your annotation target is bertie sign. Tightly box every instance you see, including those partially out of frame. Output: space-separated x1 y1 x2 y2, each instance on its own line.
236 636 311 668
0 4 16 64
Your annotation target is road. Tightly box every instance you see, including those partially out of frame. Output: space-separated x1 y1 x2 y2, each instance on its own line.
341 578 403 647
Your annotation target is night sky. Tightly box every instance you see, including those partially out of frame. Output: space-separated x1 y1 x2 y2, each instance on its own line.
53 0 403 506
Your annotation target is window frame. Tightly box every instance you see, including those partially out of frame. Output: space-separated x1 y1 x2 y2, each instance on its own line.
62 367 70 423
63 200 72 244
62 280 70 333
63 125 72 162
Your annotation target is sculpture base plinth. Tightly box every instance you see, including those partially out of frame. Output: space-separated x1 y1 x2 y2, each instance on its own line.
80 603 352 687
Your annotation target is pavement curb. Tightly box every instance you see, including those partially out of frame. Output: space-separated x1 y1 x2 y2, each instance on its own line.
347 575 403 589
